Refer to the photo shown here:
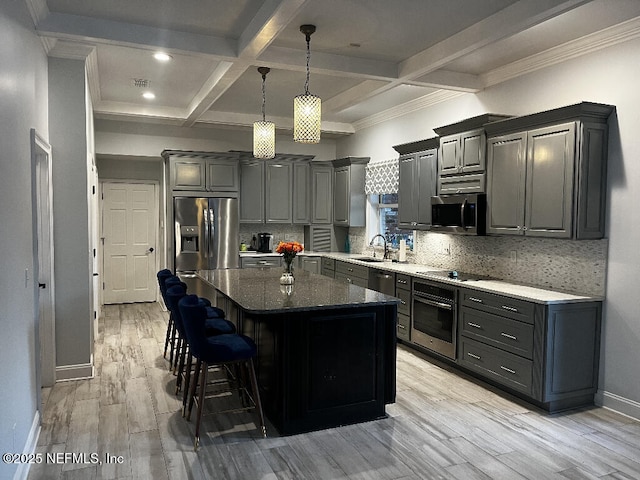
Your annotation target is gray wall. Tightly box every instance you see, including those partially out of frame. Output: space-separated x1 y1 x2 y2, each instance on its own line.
48 58 92 370
0 2 49 478
337 37 640 417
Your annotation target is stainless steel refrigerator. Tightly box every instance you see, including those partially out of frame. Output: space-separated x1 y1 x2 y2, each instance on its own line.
173 197 239 273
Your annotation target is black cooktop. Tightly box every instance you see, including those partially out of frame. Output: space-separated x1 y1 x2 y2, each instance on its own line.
416 270 495 282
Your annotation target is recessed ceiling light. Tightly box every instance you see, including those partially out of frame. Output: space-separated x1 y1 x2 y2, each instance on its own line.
142 92 156 100
153 52 172 62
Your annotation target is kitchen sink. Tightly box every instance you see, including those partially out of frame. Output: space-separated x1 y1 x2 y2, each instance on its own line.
354 257 384 263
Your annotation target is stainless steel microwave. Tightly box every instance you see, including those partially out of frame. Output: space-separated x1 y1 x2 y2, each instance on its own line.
431 193 486 235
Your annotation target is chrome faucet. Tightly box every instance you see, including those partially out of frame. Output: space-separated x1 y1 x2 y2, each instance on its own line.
369 234 388 259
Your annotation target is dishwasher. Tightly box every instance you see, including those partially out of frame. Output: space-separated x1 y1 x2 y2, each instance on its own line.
368 268 396 296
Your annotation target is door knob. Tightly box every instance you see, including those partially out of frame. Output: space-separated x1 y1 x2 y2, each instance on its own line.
38 283 46 289
147 247 155 253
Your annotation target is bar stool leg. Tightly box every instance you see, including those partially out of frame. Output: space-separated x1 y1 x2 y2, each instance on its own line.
182 351 193 417
247 358 267 438
176 341 187 394
168 321 177 366
194 361 208 451
163 314 174 359
186 359 201 421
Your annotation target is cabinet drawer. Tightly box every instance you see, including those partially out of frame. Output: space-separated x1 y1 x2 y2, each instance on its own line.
460 289 534 324
241 256 282 268
334 271 368 288
321 257 335 271
397 313 410 342
459 307 533 359
459 337 533 396
396 274 411 291
335 261 369 280
396 288 411 316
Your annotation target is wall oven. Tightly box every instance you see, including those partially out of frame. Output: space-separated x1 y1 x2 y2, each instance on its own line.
411 279 457 360
431 193 486 235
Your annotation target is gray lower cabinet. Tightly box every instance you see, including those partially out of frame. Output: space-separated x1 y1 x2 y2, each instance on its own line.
334 260 368 288
311 163 333 224
458 288 601 412
485 102 612 239
395 274 412 342
298 255 321 274
397 147 437 230
320 257 335 278
240 256 282 268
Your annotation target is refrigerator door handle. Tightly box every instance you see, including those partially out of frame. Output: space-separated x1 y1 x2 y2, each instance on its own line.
203 207 209 262
209 207 215 268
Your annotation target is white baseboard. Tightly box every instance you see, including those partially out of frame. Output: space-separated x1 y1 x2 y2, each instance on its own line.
55 362 94 381
13 411 41 480
595 389 640 422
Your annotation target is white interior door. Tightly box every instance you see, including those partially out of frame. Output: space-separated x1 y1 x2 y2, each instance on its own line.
102 182 158 304
31 129 56 388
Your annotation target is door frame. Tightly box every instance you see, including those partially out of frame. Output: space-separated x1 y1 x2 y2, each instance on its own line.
99 179 160 304
30 128 56 389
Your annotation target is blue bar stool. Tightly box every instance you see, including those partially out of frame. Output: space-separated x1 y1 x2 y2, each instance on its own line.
179 294 266 449
165 285 235 397
157 269 175 360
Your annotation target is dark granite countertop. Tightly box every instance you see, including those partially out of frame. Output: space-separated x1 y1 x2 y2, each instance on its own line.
197 268 400 314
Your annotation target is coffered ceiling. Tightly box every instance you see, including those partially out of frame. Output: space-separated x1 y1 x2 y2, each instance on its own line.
27 0 640 136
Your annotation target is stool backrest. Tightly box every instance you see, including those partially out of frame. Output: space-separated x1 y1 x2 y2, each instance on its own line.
166 284 188 335
178 294 209 358
157 269 173 299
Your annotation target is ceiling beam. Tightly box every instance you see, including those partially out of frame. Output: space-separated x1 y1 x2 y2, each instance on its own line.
238 0 309 58
36 12 237 59
398 0 591 79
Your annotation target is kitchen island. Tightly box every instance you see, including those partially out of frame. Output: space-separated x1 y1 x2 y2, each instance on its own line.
194 268 399 435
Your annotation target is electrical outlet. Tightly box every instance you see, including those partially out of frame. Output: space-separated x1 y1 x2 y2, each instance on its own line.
510 250 517 264
442 244 450 256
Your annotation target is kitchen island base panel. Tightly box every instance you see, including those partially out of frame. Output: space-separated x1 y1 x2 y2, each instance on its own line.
242 304 396 436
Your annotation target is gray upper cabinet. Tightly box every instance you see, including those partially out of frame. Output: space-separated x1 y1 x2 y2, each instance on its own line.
239 159 264 223
485 102 613 239
394 138 439 230
265 160 292 223
311 162 333 224
206 158 239 192
292 162 310 224
170 159 206 191
434 114 510 195
163 150 240 193
332 157 369 227
239 154 314 224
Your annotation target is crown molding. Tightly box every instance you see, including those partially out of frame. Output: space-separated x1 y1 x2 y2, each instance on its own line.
48 40 96 60
482 15 640 87
24 0 49 26
352 90 465 132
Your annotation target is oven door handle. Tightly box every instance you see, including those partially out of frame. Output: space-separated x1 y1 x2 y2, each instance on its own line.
414 296 453 311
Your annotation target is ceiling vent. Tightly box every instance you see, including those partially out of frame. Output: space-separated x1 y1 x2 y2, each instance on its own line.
133 78 150 88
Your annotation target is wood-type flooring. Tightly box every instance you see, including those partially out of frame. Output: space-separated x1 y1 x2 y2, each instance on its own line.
28 302 640 479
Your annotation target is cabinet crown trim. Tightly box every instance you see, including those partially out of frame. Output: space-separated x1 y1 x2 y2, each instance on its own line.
434 114 511 136
393 137 439 154
484 102 615 136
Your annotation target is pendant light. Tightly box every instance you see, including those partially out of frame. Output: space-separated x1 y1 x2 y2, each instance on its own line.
293 24 321 144
253 67 276 159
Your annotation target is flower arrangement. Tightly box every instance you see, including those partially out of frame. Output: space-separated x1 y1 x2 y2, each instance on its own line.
275 241 304 274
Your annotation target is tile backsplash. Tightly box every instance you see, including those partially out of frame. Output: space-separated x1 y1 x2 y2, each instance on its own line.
351 229 607 296
239 224 607 296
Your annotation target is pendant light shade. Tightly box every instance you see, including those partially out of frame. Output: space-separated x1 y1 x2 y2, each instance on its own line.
253 67 275 159
294 25 321 144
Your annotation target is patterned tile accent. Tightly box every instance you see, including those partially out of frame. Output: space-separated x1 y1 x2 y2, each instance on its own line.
365 159 399 194
349 229 606 296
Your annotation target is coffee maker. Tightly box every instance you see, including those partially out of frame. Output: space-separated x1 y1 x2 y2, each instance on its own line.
256 233 274 253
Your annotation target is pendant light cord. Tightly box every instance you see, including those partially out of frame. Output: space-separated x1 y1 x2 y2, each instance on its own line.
304 36 311 95
261 72 267 121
